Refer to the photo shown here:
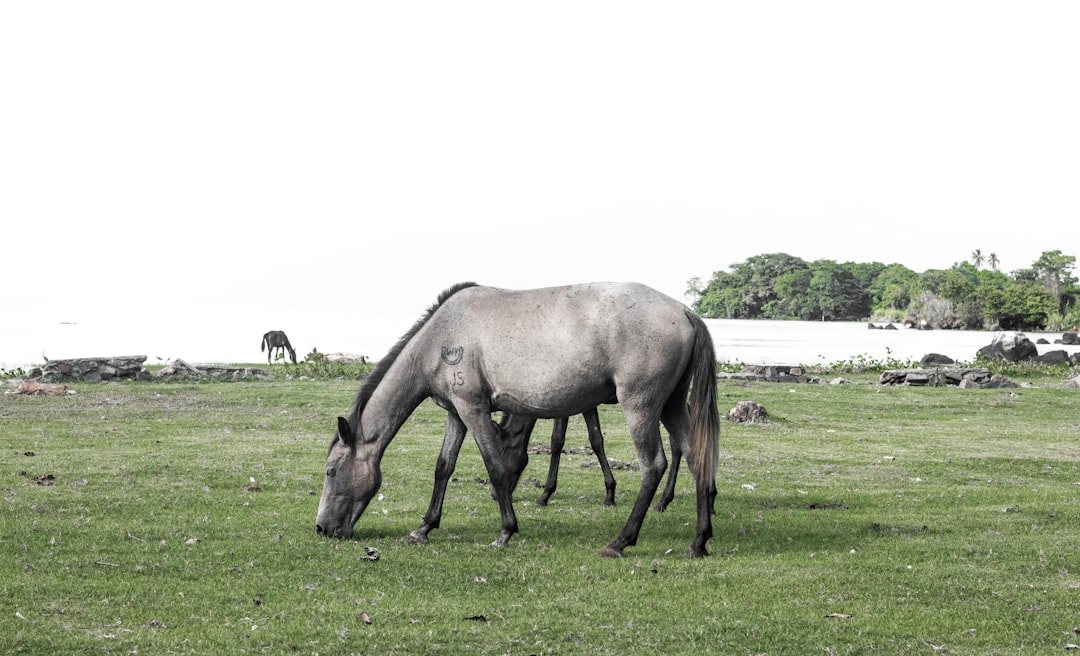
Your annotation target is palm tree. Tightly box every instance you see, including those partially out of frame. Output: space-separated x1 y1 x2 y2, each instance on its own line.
988 253 1000 270
970 249 985 269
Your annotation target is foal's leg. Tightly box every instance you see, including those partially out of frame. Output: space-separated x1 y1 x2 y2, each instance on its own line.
600 412 666 558
654 433 684 511
408 413 468 544
462 409 528 548
581 407 617 507
536 417 569 507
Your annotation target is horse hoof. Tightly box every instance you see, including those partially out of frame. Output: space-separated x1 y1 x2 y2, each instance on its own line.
598 545 623 558
686 546 708 559
407 531 429 545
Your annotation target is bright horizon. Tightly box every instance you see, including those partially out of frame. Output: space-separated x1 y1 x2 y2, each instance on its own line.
3 2 1077 320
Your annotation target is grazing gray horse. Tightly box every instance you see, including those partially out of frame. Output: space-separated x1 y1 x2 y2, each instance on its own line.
261 330 297 364
316 282 719 558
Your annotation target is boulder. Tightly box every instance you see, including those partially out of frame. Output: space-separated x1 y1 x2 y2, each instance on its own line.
15 382 71 395
1062 331 1080 346
976 332 1038 362
880 368 995 387
155 359 269 380
726 400 768 423
1035 350 1073 365
722 364 819 384
919 353 955 367
155 359 203 379
41 355 147 382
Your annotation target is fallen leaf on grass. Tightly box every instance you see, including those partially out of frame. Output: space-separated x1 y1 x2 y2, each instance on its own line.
825 613 853 619
358 612 372 625
32 474 55 486
245 485 261 492
465 615 489 622
361 547 380 561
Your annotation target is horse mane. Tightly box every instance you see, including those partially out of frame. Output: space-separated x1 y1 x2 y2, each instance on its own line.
345 282 479 441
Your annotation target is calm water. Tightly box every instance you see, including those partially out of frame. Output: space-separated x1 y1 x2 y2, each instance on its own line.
2 311 1076 371
706 319 1077 366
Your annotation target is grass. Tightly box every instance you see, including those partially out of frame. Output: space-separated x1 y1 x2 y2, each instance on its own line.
2 368 1079 655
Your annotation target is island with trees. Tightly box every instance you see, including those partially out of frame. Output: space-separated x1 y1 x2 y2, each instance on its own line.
688 250 1078 332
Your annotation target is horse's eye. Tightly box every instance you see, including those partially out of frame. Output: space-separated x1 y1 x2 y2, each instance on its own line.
326 467 336 477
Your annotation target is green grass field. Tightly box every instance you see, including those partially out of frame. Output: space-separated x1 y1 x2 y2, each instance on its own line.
2 371 1078 654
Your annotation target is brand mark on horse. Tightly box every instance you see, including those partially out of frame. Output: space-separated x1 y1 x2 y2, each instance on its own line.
440 346 464 365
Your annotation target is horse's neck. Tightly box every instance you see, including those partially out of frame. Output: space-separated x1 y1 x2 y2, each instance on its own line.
354 353 429 452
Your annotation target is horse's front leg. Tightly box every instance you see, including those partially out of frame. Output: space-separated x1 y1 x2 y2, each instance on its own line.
408 413 468 544
464 410 528 548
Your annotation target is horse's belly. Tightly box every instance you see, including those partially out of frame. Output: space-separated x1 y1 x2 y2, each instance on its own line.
489 381 615 418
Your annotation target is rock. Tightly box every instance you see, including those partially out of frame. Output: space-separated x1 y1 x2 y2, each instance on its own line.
721 364 820 384
919 353 955 366
15 382 70 395
880 368 997 387
1036 350 1073 365
41 356 147 382
155 359 269 380
1062 332 1080 346
986 375 1020 389
726 400 768 423
976 331 1038 362
1066 375 1080 388
156 359 203 379
325 353 368 364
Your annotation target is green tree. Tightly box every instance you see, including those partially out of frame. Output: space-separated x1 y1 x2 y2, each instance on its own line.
772 260 868 321
970 249 984 269
983 281 1057 330
694 270 745 318
1031 250 1077 311
694 250 1075 329
868 263 919 315
695 253 807 318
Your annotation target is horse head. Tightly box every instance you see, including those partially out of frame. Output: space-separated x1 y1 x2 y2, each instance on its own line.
316 416 382 538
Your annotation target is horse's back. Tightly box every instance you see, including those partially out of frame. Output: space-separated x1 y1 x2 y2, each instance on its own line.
433 282 696 415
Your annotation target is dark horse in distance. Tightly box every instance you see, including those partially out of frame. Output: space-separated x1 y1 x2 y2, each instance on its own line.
261 330 297 364
316 282 719 558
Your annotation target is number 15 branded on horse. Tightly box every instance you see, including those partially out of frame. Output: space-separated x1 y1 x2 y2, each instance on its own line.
316 281 720 558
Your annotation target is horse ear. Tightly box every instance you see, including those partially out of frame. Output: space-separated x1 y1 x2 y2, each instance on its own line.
337 416 355 446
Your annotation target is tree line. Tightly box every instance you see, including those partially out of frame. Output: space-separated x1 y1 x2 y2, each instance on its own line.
688 250 1079 331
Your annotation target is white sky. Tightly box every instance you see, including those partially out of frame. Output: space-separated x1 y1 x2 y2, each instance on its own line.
3 2 1078 318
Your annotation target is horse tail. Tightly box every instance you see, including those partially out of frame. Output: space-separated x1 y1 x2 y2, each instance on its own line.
260 333 268 352
685 310 719 487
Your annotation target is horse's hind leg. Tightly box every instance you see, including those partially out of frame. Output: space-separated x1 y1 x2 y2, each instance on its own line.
662 396 715 558
582 408 616 506
600 412 666 558
408 413 468 544
536 417 568 507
